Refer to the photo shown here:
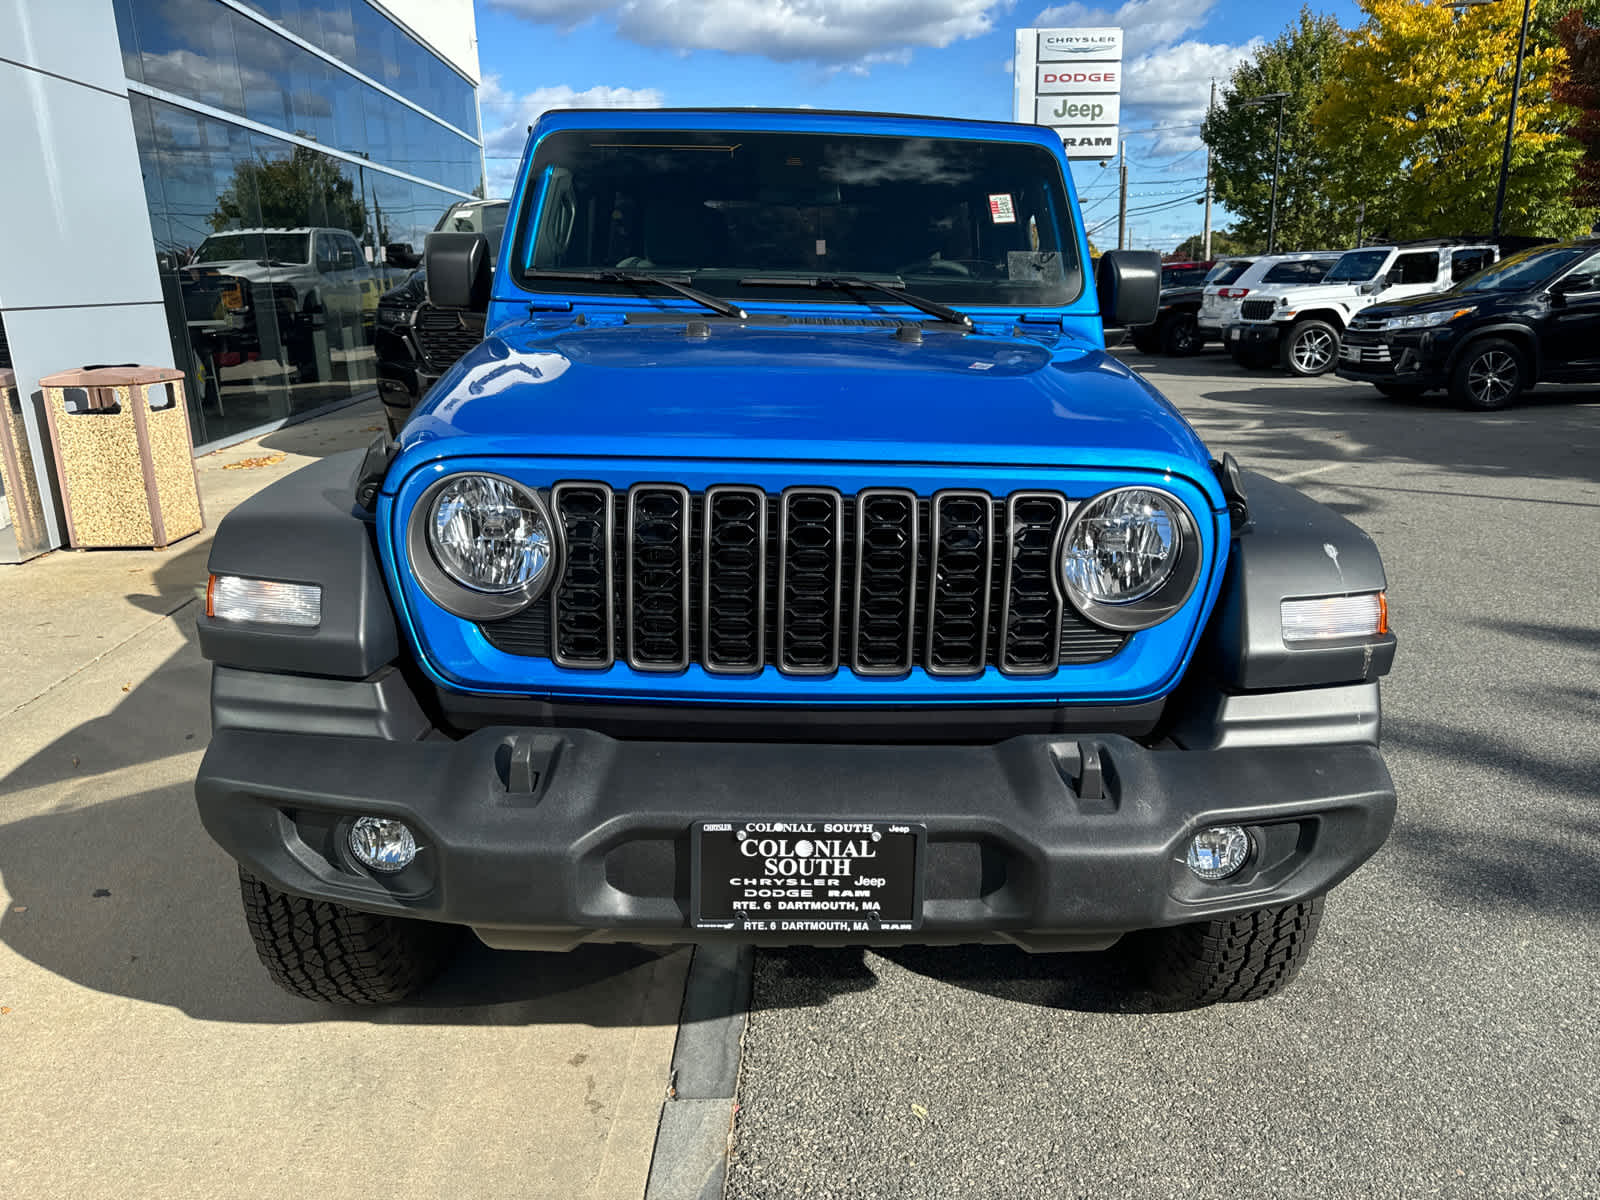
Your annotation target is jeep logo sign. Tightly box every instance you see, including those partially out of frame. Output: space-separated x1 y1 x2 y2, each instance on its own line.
1035 95 1121 128
1015 25 1123 157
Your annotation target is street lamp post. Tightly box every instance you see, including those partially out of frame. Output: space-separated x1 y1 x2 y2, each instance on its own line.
1452 0 1535 237
1243 92 1290 254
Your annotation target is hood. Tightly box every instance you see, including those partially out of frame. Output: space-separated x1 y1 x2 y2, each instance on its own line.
398 319 1218 489
1252 282 1361 305
186 259 308 283
1360 290 1473 319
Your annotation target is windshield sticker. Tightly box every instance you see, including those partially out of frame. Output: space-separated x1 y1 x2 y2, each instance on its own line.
988 193 1016 224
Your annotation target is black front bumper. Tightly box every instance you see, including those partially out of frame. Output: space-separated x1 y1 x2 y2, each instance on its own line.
196 723 1396 952
1336 331 1450 388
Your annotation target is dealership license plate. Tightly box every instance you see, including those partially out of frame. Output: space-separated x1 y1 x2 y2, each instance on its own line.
692 820 924 933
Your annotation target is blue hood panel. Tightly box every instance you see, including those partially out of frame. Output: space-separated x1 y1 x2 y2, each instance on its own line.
395 321 1223 504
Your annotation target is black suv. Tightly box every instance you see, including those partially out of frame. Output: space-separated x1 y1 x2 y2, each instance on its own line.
1338 239 1600 409
1130 260 1213 356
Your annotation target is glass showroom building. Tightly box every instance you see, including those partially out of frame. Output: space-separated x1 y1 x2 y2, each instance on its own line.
0 0 482 556
116 0 485 445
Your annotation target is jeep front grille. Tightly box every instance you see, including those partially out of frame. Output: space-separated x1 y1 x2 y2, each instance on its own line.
1239 300 1277 321
480 484 1128 677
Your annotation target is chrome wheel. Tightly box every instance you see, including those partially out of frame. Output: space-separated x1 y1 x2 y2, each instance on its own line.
1466 350 1517 408
1291 326 1337 374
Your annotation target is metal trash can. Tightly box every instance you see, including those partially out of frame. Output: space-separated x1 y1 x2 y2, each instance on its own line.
0 368 52 561
38 366 204 549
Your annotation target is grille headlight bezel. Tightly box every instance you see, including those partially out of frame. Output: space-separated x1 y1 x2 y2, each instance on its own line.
1059 486 1203 633
407 472 562 620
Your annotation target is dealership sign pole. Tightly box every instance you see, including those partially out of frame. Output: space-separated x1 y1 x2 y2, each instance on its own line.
1013 26 1124 159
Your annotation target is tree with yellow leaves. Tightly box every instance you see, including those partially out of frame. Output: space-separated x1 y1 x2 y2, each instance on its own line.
1314 0 1590 240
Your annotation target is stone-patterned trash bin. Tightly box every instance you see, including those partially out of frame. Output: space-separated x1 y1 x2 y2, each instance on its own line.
0 368 53 561
39 366 204 550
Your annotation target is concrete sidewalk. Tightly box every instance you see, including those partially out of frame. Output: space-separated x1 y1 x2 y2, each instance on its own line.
0 401 691 1200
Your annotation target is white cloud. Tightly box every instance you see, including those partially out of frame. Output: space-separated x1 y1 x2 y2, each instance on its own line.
478 76 665 195
1033 0 1217 59
488 0 1006 70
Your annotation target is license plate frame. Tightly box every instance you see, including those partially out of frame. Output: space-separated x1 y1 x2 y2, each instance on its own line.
690 820 925 933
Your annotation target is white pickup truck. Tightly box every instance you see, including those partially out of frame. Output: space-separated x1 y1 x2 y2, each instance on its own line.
1224 241 1499 376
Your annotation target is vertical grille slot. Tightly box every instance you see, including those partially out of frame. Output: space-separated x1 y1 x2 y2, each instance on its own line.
550 482 615 668
926 490 994 675
778 487 843 675
626 484 691 671
1001 491 1069 675
703 485 767 673
852 488 918 675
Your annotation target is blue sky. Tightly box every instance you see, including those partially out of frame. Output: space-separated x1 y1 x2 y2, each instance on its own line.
473 0 1364 253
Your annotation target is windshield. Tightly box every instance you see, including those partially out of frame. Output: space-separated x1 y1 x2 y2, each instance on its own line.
194 233 309 265
512 130 1082 306
435 202 509 255
1324 249 1392 283
1455 244 1591 293
1208 260 1252 286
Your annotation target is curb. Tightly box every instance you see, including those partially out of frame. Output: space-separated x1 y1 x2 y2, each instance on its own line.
644 944 754 1200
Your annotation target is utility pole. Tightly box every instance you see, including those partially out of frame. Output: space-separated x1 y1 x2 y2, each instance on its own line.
1243 92 1289 255
1117 139 1128 251
1492 0 1534 237
1203 79 1215 260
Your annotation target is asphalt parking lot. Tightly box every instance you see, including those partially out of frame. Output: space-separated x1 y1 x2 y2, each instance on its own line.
724 351 1600 1200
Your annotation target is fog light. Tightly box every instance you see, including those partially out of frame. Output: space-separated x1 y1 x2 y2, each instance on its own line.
349 816 417 873
1187 825 1251 881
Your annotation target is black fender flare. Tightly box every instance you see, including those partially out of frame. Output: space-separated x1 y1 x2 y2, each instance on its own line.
1446 323 1542 383
198 450 400 679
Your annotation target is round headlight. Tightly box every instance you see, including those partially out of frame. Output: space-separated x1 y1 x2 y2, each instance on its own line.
409 474 560 619
1060 487 1201 632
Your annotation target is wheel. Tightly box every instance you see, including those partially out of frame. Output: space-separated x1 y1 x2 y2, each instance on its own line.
1136 897 1325 1008
1450 338 1526 410
1160 312 1202 356
238 867 461 1005
1282 320 1340 376
1130 327 1160 354
1375 382 1427 400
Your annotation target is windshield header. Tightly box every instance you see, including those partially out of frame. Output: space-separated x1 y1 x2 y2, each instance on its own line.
509 129 1084 308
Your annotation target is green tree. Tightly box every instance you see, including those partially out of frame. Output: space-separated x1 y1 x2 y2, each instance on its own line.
209 146 368 237
1201 8 1354 252
1171 230 1251 259
1314 0 1589 240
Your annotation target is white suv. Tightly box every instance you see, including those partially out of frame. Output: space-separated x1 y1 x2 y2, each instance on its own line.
1198 253 1341 339
1225 241 1499 376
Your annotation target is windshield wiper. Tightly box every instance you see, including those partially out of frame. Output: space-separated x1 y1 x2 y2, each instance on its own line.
738 275 973 329
522 268 747 320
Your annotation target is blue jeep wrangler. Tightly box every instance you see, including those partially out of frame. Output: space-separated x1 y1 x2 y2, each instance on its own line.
195 109 1397 1008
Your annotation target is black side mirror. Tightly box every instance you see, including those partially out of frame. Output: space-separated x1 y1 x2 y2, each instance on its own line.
385 242 419 269
425 232 492 311
1096 250 1161 328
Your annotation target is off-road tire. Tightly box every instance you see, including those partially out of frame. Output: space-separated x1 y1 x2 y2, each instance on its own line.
1450 337 1527 411
239 867 460 1005
1139 897 1325 1008
1375 381 1427 400
1282 320 1341 377
1160 312 1201 356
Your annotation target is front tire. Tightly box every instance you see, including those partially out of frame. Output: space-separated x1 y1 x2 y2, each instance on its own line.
1160 312 1202 356
1137 897 1325 1008
1450 338 1527 410
239 867 461 1005
1283 320 1341 377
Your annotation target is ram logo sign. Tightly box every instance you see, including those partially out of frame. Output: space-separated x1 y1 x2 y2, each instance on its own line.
1014 25 1123 158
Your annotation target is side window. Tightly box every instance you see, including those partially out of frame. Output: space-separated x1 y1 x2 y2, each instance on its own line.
315 236 338 274
1452 249 1493 282
1558 251 1600 293
337 235 362 271
1390 252 1440 285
